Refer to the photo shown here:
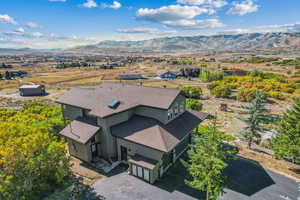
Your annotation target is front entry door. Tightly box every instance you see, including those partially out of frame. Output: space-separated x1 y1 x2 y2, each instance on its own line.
91 143 98 158
121 146 128 161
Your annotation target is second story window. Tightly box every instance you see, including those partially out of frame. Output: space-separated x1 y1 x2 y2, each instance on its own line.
174 104 178 116
168 109 173 120
180 103 185 113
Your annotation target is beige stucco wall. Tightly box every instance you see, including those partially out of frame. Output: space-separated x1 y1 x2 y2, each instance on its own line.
134 106 167 124
116 138 163 162
67 138 91 162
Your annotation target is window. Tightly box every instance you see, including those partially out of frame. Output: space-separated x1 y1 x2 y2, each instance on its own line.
174 104 178 116
168 109 173 120
180 103 185 113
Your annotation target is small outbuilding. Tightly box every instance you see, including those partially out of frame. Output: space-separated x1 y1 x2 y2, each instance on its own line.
157 70 177 79
19 85 46 96
119 72 143 80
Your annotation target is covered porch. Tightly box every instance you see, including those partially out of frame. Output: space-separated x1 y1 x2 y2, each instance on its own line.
59 117 102 163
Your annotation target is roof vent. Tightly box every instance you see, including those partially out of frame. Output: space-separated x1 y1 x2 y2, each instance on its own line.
108 99 120 109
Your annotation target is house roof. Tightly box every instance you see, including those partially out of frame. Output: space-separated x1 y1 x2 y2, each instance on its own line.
59 118 99 144
128 154 158 170
56 83 181 118
19 85 42 89
157 70 176 76
111 110 209 152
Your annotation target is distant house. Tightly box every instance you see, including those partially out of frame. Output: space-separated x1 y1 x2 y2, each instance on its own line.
56 83 208 184
157 70 177 79
119 72 143 80
19 85 46 96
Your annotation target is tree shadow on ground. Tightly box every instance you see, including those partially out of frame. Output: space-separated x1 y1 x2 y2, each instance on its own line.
153 157 205 199
224 156 275 196
153 154 275 199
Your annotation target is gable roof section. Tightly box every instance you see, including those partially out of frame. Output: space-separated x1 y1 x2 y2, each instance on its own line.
56 83 181 118
59 117 99 144
111 110 209 152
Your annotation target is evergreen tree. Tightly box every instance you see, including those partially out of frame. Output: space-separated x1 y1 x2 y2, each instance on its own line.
4 71 11 80
182 118 236 200
238 92 278 149
271 98 300 163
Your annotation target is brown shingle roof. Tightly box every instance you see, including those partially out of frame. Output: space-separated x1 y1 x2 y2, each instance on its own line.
111 110 209 152
128 154 158 170
59 118 99 144
56 83 181 118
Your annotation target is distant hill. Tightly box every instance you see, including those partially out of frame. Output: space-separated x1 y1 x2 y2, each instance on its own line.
69 32 300 54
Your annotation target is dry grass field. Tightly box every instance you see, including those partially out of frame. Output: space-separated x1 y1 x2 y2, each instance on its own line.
0 58 299 179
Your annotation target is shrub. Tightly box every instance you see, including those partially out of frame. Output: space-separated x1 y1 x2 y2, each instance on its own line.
182 87 202 99
211 85 232 98
186 99 203 111
199 70 224 82
267 91 285 100
237 88 261 102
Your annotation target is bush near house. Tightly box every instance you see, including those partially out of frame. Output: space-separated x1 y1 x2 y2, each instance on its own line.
181 87 202 99
0 102 70 200
186 99 203 111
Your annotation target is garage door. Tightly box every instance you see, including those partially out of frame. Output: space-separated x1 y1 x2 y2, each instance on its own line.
131 164 150 182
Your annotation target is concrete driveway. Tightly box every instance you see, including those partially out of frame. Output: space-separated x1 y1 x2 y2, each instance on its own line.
92 159 299 200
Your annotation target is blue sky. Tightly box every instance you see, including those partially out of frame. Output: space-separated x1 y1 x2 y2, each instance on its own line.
0 0 299 48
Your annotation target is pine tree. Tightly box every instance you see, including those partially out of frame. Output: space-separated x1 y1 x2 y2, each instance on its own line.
238 92 278 149
271 98 300 163
182 118 236 200
4 71 11 80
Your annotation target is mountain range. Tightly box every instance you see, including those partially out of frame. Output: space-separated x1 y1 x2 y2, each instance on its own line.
1 32 300 55
68 32 300 54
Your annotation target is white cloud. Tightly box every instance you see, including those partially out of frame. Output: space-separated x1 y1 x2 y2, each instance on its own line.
177 0 228 8
82 0 98 8
0 14 17 25
220 22 300 34
136 5 215 23
101 1 122 9
48 0 67 2
16 27 26 33
227 0 259 16
136 5 224 30
26 22 42 28
163 19 225 29
117 27 177 35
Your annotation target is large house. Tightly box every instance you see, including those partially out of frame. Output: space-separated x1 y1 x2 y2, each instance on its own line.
56 83 208 183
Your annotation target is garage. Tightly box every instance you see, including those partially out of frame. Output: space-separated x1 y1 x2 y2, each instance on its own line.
131 164 150 182
128 154 158 184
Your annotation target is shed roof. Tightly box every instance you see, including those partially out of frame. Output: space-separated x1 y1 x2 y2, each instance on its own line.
111 110 209 152
19 85 42 89
59 118 99 144
56 83 181 118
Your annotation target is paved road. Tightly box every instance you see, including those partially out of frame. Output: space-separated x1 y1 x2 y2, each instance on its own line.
92 159 299 200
